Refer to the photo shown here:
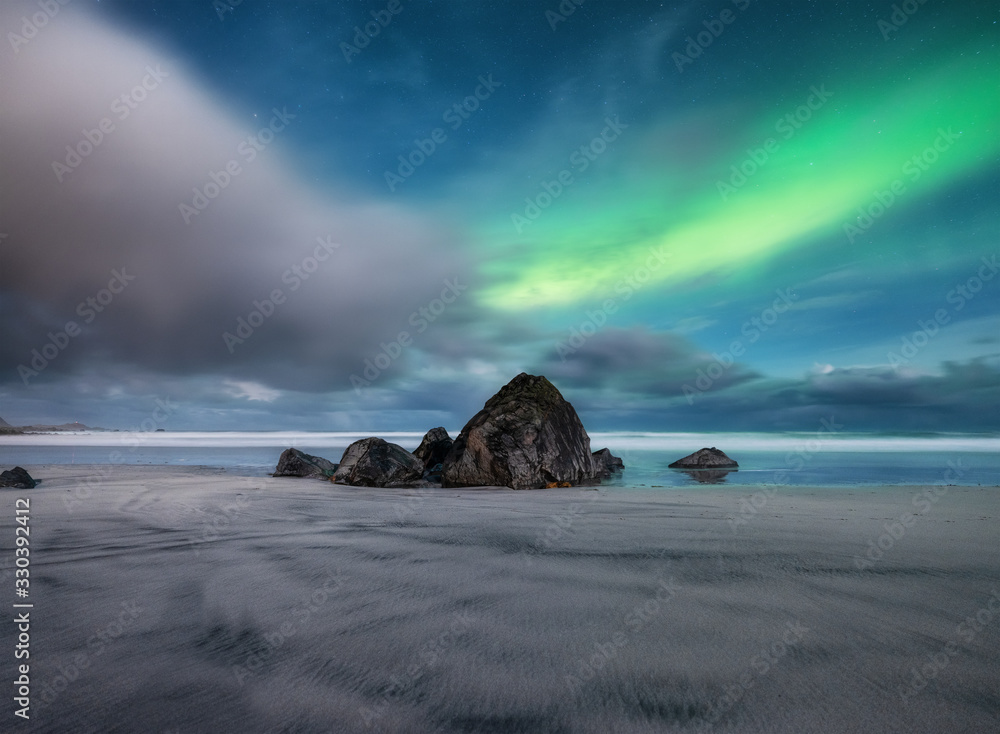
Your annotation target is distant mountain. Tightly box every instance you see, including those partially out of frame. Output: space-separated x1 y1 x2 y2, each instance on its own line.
20 422 106 432
0 418 107 433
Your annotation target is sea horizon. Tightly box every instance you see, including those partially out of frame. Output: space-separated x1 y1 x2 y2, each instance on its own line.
2 428 997 448
4 430 997 487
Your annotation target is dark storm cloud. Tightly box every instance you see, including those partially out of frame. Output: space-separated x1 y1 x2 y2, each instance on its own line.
570 358 1000 432
0 3 473 393
801 360 1000 409
535 326 760 397
765 360 1000 431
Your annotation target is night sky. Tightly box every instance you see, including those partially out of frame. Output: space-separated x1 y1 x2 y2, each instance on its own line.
1 0 998 432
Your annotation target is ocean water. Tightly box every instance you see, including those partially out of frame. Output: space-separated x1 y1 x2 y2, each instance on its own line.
1 431 997 486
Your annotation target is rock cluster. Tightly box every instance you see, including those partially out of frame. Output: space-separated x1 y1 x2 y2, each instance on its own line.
272 373 625 489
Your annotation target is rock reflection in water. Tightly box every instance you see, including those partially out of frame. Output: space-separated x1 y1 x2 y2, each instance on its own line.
677 468 738 484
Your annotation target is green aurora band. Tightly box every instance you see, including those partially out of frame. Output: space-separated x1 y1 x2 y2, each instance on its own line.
479 45 1000 312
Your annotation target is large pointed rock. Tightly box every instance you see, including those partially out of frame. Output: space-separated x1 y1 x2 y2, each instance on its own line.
668 447 738 469
0 466 36 489
273 448 338 478
334 437 424 487
441 373 603 490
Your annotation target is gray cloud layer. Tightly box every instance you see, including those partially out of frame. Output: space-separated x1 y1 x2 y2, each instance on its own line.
536 326 760 396
0 4 472 395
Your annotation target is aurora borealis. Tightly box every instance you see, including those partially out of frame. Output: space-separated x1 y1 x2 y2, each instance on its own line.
0 0 998 431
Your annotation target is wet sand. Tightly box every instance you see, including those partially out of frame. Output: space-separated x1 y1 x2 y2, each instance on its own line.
1 465 998 733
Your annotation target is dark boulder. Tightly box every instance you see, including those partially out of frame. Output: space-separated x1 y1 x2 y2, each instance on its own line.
273 448 338 478
413 427 453 471
441 373 604 490
334 437 424 487
669 447 738 469
0 466 36 489
593 448 625 477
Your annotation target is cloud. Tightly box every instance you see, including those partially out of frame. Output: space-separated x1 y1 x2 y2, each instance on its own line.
779 359 1000 410
493 352 1000 433
604 358 1000 431
534 326 760 397
223 380 282 402
0 3 473 394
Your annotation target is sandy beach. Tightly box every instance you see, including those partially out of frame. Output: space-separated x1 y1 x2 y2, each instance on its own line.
2 465 998 733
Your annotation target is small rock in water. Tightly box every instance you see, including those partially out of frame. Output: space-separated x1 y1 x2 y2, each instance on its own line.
668 447 739 469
